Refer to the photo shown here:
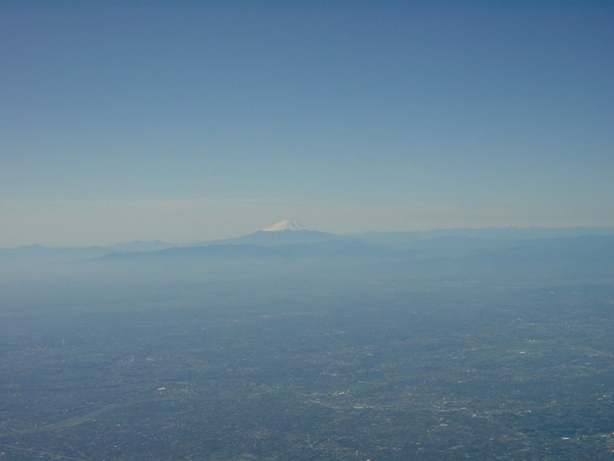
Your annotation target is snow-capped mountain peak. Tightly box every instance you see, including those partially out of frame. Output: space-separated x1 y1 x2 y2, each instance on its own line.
262 219 308 232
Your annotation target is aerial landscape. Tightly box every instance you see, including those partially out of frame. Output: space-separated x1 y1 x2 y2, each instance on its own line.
1 220 614 460
1 2 613 460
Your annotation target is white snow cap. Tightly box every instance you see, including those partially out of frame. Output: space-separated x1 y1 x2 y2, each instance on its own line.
262 219 309 232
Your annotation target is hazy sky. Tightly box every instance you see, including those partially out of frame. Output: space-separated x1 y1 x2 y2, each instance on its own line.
2 1 613 246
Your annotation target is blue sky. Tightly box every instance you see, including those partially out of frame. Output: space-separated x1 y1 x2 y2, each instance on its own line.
1 1 613 246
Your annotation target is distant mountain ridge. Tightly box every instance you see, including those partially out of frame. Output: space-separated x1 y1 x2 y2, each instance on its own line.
351 226 614 249
3 223 614 256
107 240 174 252
3 222 614 281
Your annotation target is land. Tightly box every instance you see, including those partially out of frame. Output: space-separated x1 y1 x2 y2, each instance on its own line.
0 234 613 460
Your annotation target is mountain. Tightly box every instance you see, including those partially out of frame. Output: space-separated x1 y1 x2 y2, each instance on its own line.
98 244 289 262
201 220 350 246
350 226 614 249
107 240 174 252
0 244 110 262
96 220 388 263
262 219 308 232
4 224 614 283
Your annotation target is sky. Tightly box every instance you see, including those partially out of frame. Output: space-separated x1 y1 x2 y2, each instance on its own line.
1 1 613 247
